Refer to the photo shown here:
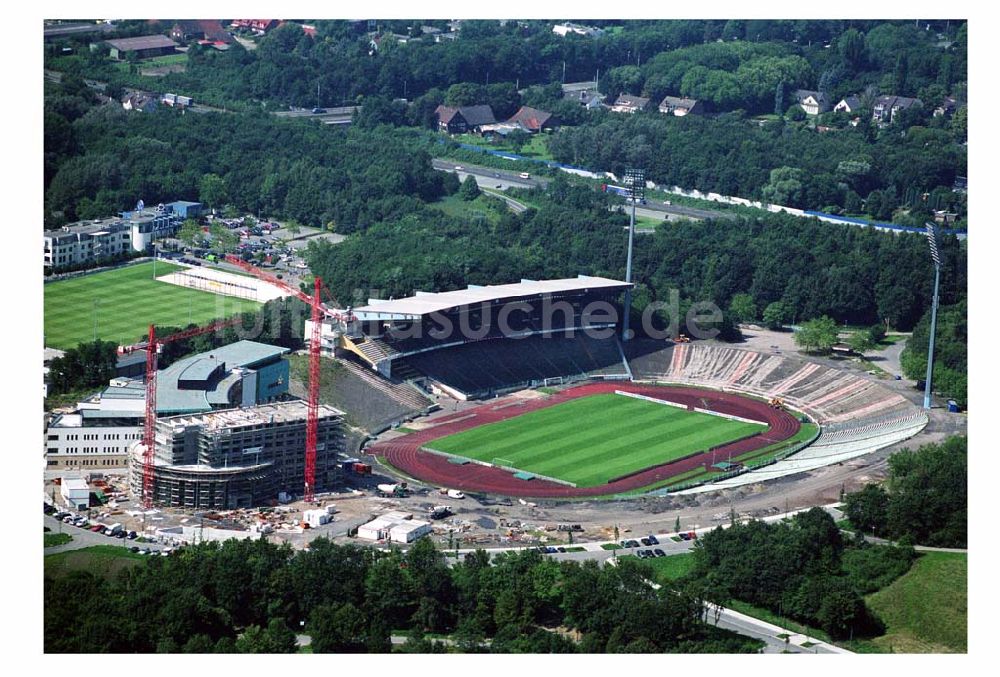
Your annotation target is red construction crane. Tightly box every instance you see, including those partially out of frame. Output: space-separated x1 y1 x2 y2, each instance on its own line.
222 254 352 502
119 317 243 508
223 254 353 323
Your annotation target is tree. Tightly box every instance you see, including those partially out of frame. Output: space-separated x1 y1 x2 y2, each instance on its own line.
843 484 889 536
177 219 202 246
885 436 967 547
459 175 481 201
199 173 228 212
505 128 530 154
762 300 792 330
774 81 785 117
838 28 866 71
761 166 805 207
309 603 368 653
729 293 758 323
848 330 876 356
234 619 297 653
793 315 839 353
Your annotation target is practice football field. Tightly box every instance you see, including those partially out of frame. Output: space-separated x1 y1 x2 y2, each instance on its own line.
429 393 763 487
44 262 261 350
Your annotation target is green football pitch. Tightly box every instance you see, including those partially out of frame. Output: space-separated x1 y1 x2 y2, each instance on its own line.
429 393 764 487
44 262 261 350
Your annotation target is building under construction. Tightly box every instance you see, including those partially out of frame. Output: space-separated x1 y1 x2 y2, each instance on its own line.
128 401 345 509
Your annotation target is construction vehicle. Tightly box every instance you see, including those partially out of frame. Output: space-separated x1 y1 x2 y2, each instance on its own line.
376 482 409 498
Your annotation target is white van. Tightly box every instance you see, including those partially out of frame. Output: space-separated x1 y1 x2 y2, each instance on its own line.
518 172 531 179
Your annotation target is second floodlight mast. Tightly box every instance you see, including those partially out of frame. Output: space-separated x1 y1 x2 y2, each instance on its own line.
622 168 644 342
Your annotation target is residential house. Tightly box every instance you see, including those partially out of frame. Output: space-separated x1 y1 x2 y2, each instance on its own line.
552 22 604 38
121 91 158 113
564 89 605 110
230 19 278 35
934 97 958 118
434 105 497 134
610 94 650 114
872 95 923 124
505 106 558 133
833 95 863 114
658 95 703 116
170 19 232 44
794 89 830 115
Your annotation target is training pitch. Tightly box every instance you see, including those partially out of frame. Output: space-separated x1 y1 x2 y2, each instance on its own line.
44 262 261 350
430 392 762 487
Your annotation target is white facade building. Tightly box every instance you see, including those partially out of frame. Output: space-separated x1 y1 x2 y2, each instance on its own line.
60 476 90 510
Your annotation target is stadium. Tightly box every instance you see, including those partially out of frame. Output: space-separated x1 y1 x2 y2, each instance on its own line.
321 276 930 499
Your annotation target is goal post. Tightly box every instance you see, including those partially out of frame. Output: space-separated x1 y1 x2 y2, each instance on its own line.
492 458 516 471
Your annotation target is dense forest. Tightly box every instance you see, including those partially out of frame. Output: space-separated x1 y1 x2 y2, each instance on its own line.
843 436 967 547
45 19 967 220
45 537 760 653
43 93 454 228
687 507 917 639
305 177 966 332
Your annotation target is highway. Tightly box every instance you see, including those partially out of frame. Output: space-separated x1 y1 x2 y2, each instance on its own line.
430 159 735 222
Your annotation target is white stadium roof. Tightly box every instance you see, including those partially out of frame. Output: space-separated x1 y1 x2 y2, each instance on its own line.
354 275 631 320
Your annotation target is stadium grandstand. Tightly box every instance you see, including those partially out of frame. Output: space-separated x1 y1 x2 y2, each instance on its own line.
312 275 633 400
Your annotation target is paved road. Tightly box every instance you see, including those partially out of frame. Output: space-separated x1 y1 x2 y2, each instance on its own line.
431 159 734 223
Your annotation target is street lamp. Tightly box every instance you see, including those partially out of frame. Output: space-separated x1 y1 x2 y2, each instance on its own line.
923 222 942 410
622 168 644 342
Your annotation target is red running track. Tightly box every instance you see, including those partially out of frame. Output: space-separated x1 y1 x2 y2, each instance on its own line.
372 382 801 498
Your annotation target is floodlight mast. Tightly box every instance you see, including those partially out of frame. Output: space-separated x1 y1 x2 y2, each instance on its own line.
923 223 941 410
622 168 644 342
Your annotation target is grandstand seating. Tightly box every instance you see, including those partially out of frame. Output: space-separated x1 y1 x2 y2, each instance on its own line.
625 340 928 492
627 341 917 425
677 410 928 494
314 356 434 434
401 333 628 397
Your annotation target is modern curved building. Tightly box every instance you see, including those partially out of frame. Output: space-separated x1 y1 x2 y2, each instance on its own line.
128 400 345 509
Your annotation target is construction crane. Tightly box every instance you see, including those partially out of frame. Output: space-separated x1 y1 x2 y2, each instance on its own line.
119 317 243 508
223 254 354 502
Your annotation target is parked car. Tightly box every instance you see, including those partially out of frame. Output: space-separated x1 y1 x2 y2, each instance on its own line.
311 107 326 114
647 535 659 545
640 538 651 546
653 548 666 557
127 531 138 540
53 512 69 520
556 547 566 553
679 533 691 541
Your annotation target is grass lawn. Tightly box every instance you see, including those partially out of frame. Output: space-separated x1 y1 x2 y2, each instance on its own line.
849 552 967 653
44 545 147 580
429 193 502 225
44 533 72 548
644 553 696 583
429 393 762 487
44 261 261 350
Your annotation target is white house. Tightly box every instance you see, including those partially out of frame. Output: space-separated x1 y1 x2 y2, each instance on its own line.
833 95 861 114
794 89 830 116
60 476 90 510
